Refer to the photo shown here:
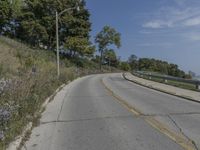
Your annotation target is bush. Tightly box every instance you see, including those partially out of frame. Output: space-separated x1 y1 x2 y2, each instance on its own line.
119 62 131 71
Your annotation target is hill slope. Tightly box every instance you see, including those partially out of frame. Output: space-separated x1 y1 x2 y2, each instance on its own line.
0 36 121 149
0 37 78 149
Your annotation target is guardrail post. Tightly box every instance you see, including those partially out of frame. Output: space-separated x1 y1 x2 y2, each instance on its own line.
149 73 152 80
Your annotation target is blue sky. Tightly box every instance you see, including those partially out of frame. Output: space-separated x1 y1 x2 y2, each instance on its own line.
86 0 200 75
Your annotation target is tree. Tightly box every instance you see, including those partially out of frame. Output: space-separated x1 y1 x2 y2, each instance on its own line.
138 58 151 71
168 64 179 76
119 62 130 71
183 73 192 79
0 0 10 32
128 54 138 71
137 57 187 78
0 0 22 36
104 49 118 67
6 0 92 56
64 37 95 57
95 26 121 70
91 55 100 64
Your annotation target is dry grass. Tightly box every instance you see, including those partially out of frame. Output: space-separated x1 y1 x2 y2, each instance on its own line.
0 37 76 149
0 40 20 78
0 36 119 149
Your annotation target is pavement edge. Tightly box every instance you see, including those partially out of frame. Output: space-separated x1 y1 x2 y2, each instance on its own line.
101 76 196 150
7 83 67 150
123 72 200 104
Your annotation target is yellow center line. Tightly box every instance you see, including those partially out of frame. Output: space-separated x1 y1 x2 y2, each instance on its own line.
101 78 196 150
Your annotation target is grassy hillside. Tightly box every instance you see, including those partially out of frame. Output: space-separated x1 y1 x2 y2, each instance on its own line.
0 37 80 149
0 36 121 149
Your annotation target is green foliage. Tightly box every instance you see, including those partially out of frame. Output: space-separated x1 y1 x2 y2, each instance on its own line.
0 0 93 57
128 54 138 70
104 49 118 67
64 36 95 57
0 0 10 28
18 0 91 50
119 62 131 71
91 55 100 64
0 0 22 36
19 20 49 46
71 57 97 69
137 58 188 78
95 26 121 51
95 26 121 69
62 59 72 68
126 53 191 79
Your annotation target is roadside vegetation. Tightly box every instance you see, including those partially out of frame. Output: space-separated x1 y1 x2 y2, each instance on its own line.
127 54 192 79
0 0 197 149
127 55 198 91
0 36 78 149
0 35 122 149
134 73 197 91
0 0 123 147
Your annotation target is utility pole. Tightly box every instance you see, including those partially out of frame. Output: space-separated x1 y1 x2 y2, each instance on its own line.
100 50 103 71
55 2 81 78
56 11 60 78
109 57 111 72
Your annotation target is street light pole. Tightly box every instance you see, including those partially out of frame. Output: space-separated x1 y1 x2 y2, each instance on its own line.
109 57 111 72
56 11 60 78
55 3 80 78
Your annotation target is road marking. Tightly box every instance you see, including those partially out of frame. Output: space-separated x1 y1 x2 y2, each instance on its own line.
101 77 196 150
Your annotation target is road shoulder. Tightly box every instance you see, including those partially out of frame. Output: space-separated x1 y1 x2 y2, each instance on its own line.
7 75 90 150
123 72 200 103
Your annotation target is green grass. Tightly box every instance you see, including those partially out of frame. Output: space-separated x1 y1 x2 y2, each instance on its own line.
140 75 198 91
167 80 196 91
0 36 121 149
0 37 78 149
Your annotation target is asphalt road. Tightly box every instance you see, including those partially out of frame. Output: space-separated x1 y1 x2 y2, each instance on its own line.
23 73 200 150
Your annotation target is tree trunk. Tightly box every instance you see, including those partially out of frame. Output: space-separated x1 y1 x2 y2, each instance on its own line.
100 50 103 71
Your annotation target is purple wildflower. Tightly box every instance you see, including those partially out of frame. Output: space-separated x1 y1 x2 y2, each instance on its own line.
0 131 4 140
0 108 11 122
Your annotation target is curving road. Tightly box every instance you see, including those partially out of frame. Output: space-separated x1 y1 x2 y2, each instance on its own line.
23 73 200 150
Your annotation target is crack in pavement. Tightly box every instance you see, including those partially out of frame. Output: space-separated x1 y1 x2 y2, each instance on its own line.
40 112 200 126
142 112 200 117
168 115 199 150
48 83 74 150
40 115 135 125
102 77 198 150
67 95 109 98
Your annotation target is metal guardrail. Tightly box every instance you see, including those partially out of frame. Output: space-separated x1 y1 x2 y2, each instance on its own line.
132 71 200 90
